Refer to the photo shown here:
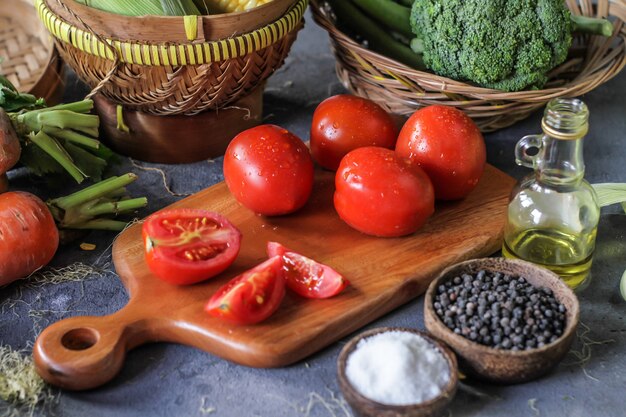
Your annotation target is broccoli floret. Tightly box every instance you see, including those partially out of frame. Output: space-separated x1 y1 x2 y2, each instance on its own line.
411 0 576 91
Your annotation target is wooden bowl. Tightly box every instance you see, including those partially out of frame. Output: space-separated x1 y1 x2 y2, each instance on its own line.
337 327 458 417
424 258 580 384
93 86 263 163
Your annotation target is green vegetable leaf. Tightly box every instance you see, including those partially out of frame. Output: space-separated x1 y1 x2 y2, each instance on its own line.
18 141 66 177
621 270 626 302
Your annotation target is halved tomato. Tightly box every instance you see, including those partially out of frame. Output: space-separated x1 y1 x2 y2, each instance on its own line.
142 209 242 285
267 242 348 299
205 256 286 325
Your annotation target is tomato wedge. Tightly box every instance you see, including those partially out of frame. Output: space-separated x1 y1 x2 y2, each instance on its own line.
267 242 348 299
205 256 286 325
142 209 242 285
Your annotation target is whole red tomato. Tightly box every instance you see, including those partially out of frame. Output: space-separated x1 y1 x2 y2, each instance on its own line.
334 147 435 237
396 105 486 200
310 95 398 171
143 209 241 285
224 125 314 216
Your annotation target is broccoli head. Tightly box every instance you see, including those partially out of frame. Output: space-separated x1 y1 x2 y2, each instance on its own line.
410 0 576 91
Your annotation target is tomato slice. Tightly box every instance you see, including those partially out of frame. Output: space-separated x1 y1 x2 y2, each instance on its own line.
205 256 286 325
267 242 349 299
142 209 242 285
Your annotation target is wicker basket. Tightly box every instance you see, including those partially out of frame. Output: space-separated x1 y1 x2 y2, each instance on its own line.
311 0 626 132
35 0 307 115
0 0 64 103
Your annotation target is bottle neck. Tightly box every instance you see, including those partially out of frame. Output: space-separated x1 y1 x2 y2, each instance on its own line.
536 135 585 185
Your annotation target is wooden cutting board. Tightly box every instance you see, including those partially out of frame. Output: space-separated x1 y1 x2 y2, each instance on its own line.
34 165 514 390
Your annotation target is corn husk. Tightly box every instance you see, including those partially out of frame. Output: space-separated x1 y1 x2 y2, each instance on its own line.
592 183 626 210
76 0 273 15
75 0 199 16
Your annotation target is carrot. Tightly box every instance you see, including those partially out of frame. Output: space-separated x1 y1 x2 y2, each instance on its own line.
0 192 59 286
0 173 148 286
0 108 20 175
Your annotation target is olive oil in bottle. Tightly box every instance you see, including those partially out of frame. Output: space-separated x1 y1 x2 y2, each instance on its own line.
502 98 600 290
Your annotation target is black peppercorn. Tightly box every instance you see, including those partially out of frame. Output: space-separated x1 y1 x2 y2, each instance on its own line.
433 269 567 351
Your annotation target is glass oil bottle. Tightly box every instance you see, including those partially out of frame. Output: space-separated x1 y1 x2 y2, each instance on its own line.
502 98 600 290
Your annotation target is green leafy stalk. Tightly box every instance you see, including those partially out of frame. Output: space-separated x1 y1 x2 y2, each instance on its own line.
27 132 86 183
51 174 139 210
26 100 94 114
65 219 132 231
571 14 614 37
351 0 413 39
48 173 148 231
328 0 424 69
4 97 113 183
80 198 149 217
42 127 100 150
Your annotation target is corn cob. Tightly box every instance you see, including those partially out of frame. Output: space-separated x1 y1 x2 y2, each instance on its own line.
212 0 275 13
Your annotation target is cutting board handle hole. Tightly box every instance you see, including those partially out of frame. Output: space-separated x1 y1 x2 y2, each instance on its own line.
61 328 99 351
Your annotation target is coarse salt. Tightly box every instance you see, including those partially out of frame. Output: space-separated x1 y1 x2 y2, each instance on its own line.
345 331 450 406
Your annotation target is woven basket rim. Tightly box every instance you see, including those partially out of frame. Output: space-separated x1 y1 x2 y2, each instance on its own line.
310 0 626 101
36 0 307 66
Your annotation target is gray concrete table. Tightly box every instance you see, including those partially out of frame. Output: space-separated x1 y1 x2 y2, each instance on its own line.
1 10 625 417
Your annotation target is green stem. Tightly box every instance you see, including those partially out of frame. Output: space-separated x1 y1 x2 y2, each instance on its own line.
28 131 85 183
350 0 413 38
65 219 131 231
36 111 99 137
329 0 424 69
103 188 129 199
43 127 101 150
50 173 138 210
25 100 94 115
571 14 613 37
79 197 148 217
